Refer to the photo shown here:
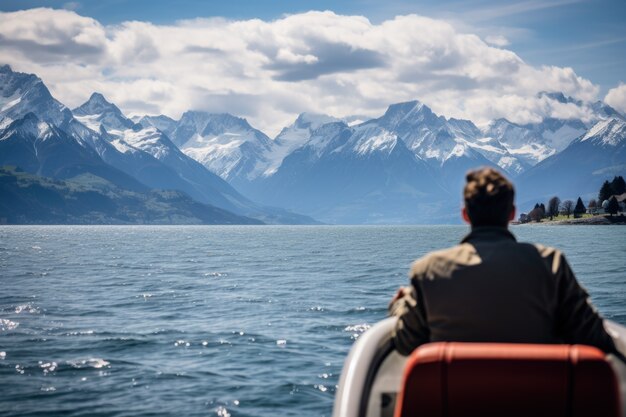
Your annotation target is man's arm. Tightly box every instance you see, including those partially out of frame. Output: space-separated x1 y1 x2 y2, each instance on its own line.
550 250 620 356
388 282 430 356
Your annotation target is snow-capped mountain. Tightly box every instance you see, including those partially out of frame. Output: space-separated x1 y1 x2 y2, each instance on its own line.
167 111 273 188
0 113 146 191
4 64 625 224
73 93 135 132
72 93 237 208
482 92 623 166
517 117 626 207
0 65 73 130
267 112 339 176
581 117 626 147
305 101 521 190
69 93 314 223
137 111 341 185
0 67 156 190
72 93 178 161
362 101 527 177
137 114 177 137
211 100 524 220
0 66 314 224
481 118 559 166
134 97 622 221
71 94 249 208
241 119 451 224
233 101 540 222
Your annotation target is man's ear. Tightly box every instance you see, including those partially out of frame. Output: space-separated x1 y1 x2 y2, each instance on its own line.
508 205 516 222
462 207 471 224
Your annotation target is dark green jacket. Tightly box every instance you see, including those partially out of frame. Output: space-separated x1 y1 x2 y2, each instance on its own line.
389 227 618 356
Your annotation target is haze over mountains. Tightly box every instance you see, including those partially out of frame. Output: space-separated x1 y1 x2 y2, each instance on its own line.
1 65 625 224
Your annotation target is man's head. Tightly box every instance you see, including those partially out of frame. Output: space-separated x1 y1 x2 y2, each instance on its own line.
462 167 516 227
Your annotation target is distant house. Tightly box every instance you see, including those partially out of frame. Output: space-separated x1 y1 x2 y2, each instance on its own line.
601 193 626 214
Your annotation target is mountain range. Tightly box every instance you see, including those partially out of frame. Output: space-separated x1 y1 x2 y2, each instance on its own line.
0 65 313 224
1 64 625 224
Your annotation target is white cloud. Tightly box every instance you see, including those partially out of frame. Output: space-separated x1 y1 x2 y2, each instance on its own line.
0 8 602 136
605 83 626 115
485 35 510 47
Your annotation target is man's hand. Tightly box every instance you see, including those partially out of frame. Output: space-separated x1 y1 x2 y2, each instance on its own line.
391 287 408 304
389 286 410 316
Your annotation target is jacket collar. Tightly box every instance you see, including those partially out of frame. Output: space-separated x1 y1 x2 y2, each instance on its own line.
461 226 517 244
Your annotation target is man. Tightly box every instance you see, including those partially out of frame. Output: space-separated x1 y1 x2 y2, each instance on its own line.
389 167 619 357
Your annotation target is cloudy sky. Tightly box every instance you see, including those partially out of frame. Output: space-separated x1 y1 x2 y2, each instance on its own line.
1 0 625 135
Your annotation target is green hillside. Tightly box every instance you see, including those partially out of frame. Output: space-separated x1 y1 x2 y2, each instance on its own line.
0 166 262 225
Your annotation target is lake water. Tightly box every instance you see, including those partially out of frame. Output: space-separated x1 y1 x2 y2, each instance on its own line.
1 225 625 416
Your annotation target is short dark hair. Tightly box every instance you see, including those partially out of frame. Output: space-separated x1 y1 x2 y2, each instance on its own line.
464 167 515 227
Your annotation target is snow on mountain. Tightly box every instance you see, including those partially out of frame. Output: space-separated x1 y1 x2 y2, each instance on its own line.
70 94 314 224
0 67 146 179
361 101 523 176
73 92 136 134
482 118 557 166
372 100 444 152
72 93 181 159
236 100 517 223
294 120 351 157
169 111 273 186
267 112 339 176
71 95 245 207
275 118 406 161
0 67 312 224
5 64 625 224
241 119 448 224
353 127 398 156
1 112 51 139
0 65 72 130
0 113 147 191
579 117 626 146
517 117 626 207
483 92 624 167
137 115 177 137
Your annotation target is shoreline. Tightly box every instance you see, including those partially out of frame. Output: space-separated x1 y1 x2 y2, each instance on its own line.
516 214 626 226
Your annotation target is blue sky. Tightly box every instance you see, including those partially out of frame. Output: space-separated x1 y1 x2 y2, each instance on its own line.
2 0 624 91
0 0 624 134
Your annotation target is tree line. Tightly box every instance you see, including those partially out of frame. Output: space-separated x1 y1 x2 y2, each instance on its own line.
520 176 625 223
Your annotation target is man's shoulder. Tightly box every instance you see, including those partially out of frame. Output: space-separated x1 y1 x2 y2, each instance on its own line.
409 244 475 280
529 243 567 274
409 241 565 280
531 243 562 257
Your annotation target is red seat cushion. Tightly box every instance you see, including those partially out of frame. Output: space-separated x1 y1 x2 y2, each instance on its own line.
394 342 620 417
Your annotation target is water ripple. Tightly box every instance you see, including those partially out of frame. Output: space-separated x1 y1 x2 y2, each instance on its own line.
0 224 624 416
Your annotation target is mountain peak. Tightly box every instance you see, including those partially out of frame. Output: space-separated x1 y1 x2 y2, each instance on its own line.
3 113 52 139
89 92 107 103
380 100 436 121
73 92 120 116
71 92 135 133
0 66 73 128
385 100 425 114
180 110 251 128
580 117 626 146
202 112 254 133
293 112 338 130
376 99 443 132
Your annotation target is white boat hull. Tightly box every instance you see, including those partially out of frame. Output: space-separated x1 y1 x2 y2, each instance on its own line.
333 318 626 417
